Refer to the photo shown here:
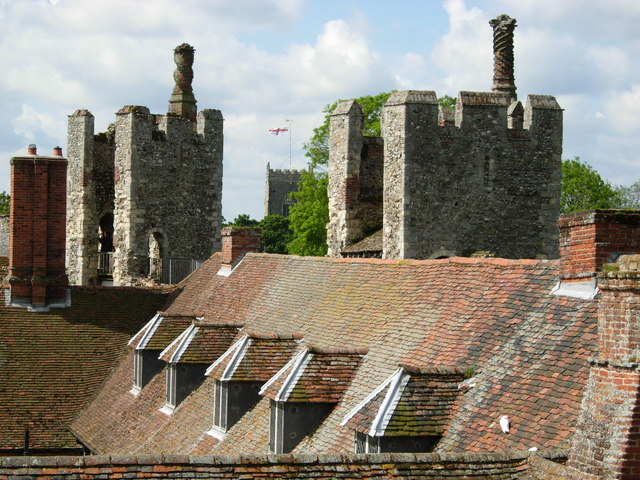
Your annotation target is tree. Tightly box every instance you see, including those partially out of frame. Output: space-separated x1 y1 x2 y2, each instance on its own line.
617 181 640 209
287 172 329 256
259 214 292 254
438 94 457 109
0 191 8 216
289 92 392 256
229 213 259 227
561 157 622 214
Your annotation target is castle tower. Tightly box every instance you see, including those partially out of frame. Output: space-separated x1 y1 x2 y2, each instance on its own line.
327 100 364 257
326 14 561 260
263 163 302 217
66 45 223 286
6 145 68 309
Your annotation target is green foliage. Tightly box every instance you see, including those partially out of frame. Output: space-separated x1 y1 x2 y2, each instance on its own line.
259 214 292 254
290 92 392 256
438 94 457 109
616 181 640 209
303 91 393 169
290 92 464 256
229 213 260 227
287 171 329 256
0 191 8 216
561 157 622 214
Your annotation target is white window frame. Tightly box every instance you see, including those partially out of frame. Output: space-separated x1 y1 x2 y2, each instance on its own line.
269 400 284 454
130 350 143 395
160 364 177 415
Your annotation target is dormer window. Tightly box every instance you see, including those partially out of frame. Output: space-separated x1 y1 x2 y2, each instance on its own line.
260 346 365 454
206 333 302 438
128 313 195 394
213 379 228 431
355 431 379 454
165 363 177 410
159 321 240 414
342 365 466 453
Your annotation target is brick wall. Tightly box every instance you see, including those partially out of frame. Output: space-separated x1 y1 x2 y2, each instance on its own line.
221 226 261 268
567 255 640 479
0 451 537 479
558 210 640 281
7 146 68 307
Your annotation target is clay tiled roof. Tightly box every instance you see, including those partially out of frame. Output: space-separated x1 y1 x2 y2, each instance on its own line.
72 253 597 456
205 332 302 381
260 346 365 403
129 313 196 351
341 229 382 254
343 366 466 437
0 286 169 452
159 321 240 364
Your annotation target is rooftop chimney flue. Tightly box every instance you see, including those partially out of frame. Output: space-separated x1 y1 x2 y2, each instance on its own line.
489 14 517 102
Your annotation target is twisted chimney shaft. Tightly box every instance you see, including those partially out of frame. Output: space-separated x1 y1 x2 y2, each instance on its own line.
489 15 517 101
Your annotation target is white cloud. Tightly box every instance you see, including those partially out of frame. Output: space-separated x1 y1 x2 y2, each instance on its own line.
429 0 491 93
12 104 65 144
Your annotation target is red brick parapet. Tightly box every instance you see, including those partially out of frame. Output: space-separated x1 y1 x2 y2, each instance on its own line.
558 210 640 282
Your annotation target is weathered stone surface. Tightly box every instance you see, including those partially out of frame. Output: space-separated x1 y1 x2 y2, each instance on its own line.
66 46 223 287
263 164 302 217
0 215 8 257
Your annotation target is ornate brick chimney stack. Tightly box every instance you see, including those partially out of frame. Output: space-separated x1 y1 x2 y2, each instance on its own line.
489 14 517 102
217 226 261 276
6 145 69 310
168 43 197 122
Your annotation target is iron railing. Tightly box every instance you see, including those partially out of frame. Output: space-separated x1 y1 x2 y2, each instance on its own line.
98 252 114 275
97 254 202 284
159 257 203 284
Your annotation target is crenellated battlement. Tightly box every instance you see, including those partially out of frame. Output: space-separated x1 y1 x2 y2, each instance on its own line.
264 163 302 217
66 45 223 287
328 14 562 260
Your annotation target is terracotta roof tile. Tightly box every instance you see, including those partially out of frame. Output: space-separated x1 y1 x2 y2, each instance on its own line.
129 314 196 351
0 286 168 451
206 332 301 381
159 322 240 364
71 253 596 455
260 347 364 403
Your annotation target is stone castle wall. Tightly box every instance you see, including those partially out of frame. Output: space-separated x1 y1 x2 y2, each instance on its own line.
66 108 223 286
328 91 561 260
112 107 223 285
383 91 561 260
263 164 302 217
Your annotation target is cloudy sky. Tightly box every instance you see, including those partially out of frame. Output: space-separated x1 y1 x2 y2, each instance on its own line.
1 0 639 220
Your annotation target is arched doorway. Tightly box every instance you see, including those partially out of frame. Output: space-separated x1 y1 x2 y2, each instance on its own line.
148 231 166 282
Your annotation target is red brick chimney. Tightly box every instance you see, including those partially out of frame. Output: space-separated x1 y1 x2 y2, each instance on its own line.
5 145 69 309
555 210 640 298
567 254 640 479
217 226 261 276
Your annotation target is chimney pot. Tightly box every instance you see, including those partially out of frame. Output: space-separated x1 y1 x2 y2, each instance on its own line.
53 146 63 156
27 144 37 155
